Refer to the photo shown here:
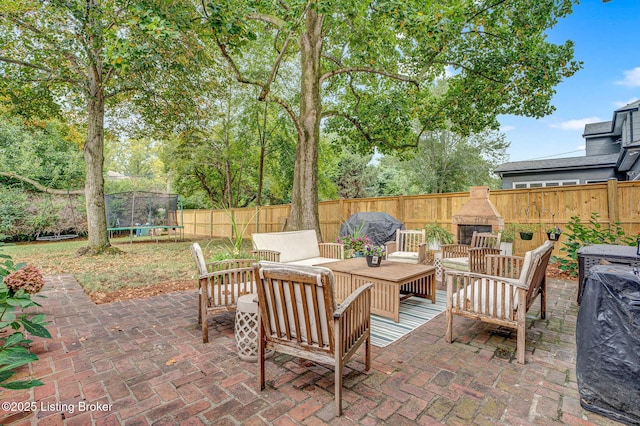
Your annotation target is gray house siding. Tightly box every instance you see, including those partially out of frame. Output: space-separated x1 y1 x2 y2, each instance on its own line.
624 110 640 147
500 167 617 188
496 100 640 188
585 136 618 156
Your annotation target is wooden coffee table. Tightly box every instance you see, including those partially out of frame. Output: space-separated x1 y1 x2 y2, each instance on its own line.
320 258 436 322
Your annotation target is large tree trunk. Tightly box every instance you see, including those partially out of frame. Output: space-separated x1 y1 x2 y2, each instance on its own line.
288 9 323 239
83 61 110 252
256 102 268 207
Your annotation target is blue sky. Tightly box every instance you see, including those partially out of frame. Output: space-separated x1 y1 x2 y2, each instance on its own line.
499 0 640 162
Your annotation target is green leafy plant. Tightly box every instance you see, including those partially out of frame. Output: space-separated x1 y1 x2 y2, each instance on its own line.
336 234 372 256
0 249 51 390
546 225 562 234
500 223 518 243
423 223 453 245
555 212 635 276
518 223 540 233
221 209 259 258
363 244 386 257
337 222 372 256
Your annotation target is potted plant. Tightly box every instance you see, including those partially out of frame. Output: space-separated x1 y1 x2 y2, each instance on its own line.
518 223 539 240
363 244 385 267
423 222 454 250
336 234 372 258
546 225 562 241
500 223 517 255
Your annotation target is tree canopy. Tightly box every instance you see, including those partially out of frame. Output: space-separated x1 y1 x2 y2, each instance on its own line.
0 0 211 252
205 0 581 238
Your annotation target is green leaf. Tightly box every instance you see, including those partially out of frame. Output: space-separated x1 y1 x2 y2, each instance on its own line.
6 297 33 308
0 351 37 372
29 314 47 324
1 379 43 389
0 370 15 382
21 319 52 339
2 331 25 347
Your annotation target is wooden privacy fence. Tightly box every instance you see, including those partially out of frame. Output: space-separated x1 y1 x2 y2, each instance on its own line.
181 180 640 256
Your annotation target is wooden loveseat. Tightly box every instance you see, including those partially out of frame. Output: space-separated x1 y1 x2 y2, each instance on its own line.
444 240 554 364
251 229 344 266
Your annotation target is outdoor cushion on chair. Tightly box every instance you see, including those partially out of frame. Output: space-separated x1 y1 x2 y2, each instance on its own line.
385 229 428 264
254 261 373 417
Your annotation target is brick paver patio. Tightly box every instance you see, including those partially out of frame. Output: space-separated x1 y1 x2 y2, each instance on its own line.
0 274 622 425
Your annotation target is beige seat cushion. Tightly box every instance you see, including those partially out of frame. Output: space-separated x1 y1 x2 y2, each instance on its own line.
442 257 470 271
287 257 340 267
205 282 254 307
452 278 516 318
387 251 419 264
252 230 321 263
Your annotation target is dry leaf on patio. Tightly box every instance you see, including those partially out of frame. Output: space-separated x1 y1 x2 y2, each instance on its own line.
165 358 177 366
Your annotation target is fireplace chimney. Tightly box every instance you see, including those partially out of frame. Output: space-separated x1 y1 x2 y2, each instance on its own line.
452 186 504 244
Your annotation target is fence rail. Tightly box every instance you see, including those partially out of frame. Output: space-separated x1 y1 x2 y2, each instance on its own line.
180 180 640 256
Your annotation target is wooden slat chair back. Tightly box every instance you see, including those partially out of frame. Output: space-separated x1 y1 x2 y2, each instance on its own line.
471 232 501 249
385 229 432 264
442 231 502 273
190 243 256 343
254 262 373 417
445 240 554 364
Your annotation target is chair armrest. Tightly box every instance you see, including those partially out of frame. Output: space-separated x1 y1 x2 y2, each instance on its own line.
334 282 373 358
441 244 470 259
334 283 374 318
385 241 397 254
444 269 528 290
485 254 525 278
251 249 280 262
318 243 344 259
417 243 436 265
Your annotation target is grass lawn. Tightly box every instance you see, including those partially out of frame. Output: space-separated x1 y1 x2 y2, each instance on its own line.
3 236 249 303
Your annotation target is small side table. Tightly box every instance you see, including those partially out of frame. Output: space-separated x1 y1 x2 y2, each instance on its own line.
235 294 272 362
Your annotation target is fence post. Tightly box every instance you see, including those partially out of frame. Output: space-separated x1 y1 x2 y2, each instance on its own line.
607 178 619 223
398 195 405 225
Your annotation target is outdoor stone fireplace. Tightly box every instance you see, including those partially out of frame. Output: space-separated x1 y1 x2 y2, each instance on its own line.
452 186 504 244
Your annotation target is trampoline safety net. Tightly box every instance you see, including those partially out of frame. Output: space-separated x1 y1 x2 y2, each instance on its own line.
105 191 180 228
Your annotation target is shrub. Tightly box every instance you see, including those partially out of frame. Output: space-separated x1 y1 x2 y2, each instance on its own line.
555 212 635 277
423 222 453 245
501 223 518 243
0 245 51 390
4 265 45 294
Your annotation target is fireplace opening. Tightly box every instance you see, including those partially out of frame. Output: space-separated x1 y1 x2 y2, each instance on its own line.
457 225 492 245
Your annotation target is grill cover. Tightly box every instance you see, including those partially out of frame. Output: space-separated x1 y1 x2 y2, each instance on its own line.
576 264 640 425
339 212 404 246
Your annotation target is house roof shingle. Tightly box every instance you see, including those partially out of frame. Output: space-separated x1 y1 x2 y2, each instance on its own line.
583 121 613 136
495 153 618 174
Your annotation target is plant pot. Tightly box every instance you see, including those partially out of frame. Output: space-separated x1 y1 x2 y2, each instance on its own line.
500 242 513 256
366 255 381 267
353 251 364 258
519 232 533 241
547 232 560 241
428 240 441 251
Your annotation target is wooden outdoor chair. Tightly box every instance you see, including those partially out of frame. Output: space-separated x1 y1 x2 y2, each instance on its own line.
445 240 554 364
190 243 257 343
385 229 434 264
441 231 502 273
253 262 373 417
